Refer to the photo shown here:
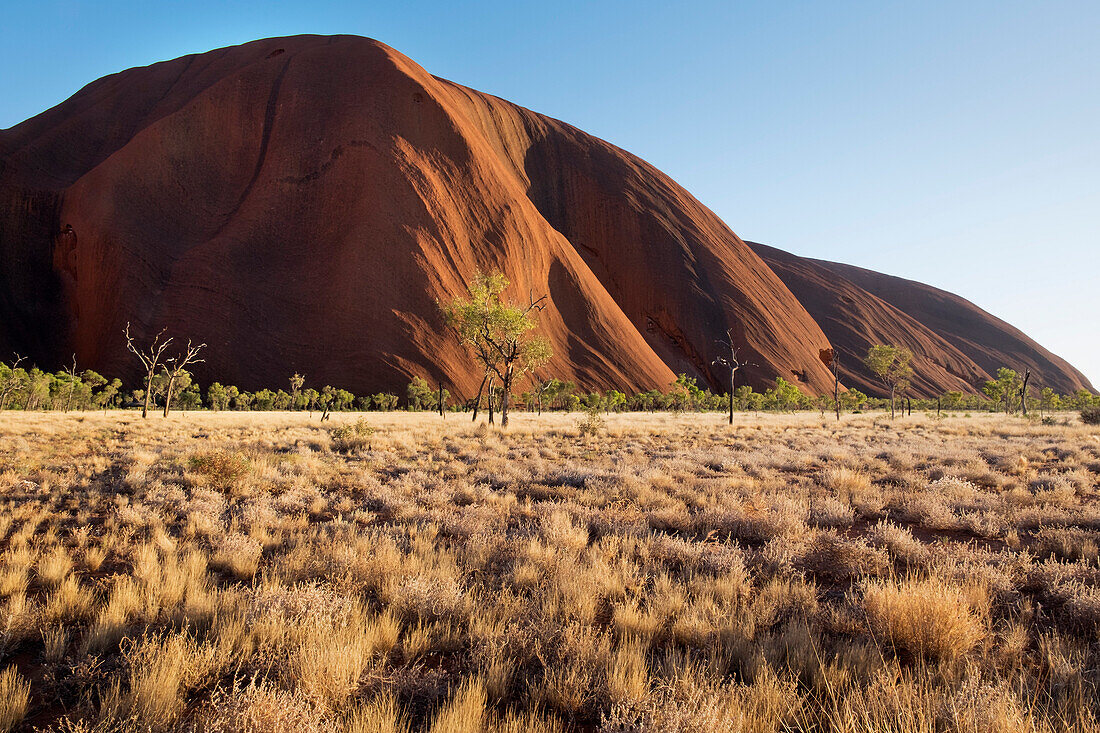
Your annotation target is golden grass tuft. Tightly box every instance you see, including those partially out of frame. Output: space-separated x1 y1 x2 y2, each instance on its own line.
0 666 30 733
863 575 987 663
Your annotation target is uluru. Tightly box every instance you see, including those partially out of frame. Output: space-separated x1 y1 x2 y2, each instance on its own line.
0 34 1092 398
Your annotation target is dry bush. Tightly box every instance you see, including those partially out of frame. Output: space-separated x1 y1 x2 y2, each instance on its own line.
429 676 488 733
0 666 30 733
119 632 217 728
345 692 410 733
863 575 987 663
331 419 376 453
187 679 330 733
188 450 251 492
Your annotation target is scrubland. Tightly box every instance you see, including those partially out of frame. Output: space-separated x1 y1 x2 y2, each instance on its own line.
0 410 1099 732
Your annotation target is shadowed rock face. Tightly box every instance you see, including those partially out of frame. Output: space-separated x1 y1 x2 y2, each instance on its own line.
749 242 1093 396
0 35 1091 398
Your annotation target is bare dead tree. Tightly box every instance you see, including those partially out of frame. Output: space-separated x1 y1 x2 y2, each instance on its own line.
1020 368 1032 416
713 330 754 425
0 354 26 411
125 323 173 419
819 348 842 422
63 354 78 413
438 382 445 419
161 339 206 417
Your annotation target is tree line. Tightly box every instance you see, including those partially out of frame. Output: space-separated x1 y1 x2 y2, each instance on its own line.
1 355 1095 418
1 272 1096 420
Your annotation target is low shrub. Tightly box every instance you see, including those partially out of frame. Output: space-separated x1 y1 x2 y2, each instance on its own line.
188 450 250 491
576 407 605 437
1080 406 1100 425
330 419 375 452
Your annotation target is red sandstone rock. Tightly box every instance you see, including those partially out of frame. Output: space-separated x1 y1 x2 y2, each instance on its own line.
0 35 1090 398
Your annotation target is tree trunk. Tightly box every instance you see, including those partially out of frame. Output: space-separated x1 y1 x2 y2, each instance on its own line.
438 382 445 419
472 373 487 422
163 374 177 418
1020 369 1031 416
833 362 841 422
889 385 895 419
728 367 736 425
142 373 152 418
500 372 512 429
487 376 495 425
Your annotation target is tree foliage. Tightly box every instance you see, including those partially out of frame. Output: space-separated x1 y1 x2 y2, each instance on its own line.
441 271 551 428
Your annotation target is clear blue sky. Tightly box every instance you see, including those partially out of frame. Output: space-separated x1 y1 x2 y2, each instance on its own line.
3 1 1097 386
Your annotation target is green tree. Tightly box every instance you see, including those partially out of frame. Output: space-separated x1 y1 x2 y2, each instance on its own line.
441 271 551 429
289 373 305 409
372 393 399 411
253 389 277 410
407 376 435 410
177 384 202 411
0 356 27 410
864 345 913 419
940 391 964 410
206 382 230 411
984 368 1023 414
773 377 804 412
232 390 253 411
95 378 122 412
302 388 320 415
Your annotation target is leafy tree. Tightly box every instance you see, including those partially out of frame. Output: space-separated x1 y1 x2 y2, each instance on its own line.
772 377 804 412
319 385 335 421
333 389 355 411
407 377 435 411
253 389 277 411
289 373 305 409
1071 389 1096 410
983 368 1022 414
0 356 27 410
207 382 231 411
1039 387 1057 416
177 384 202 411
302 388 320 416
232 390 253 411
95 377 122 412
274 390 292 410
441 271 551 429
24 369 50 411
840 388 868 412
605 390 627 413
372 393 399 411
940 391 964 410
864 345 913 419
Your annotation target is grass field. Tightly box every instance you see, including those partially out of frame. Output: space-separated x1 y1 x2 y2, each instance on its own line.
0 410 1098 732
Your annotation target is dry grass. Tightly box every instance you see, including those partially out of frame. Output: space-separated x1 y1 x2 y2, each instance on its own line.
0 666 30 732
0 410 1098 731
